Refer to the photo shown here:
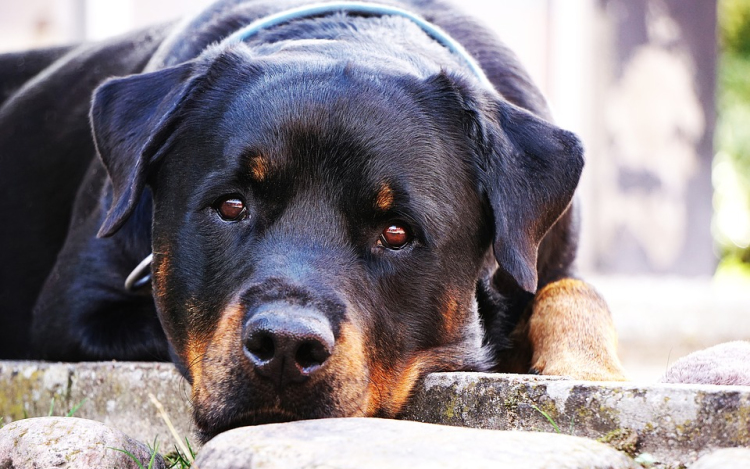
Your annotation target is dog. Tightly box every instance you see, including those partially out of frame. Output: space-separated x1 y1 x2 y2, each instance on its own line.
0 0 626 440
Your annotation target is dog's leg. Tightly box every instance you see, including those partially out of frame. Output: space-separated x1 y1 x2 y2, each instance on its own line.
527 278 627 380
497 278 627 381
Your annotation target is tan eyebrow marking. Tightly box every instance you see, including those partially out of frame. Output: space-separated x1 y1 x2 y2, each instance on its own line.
375 183 394 211
249 155 269 182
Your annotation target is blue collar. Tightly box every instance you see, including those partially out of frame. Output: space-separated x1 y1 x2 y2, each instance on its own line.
218 1 492 89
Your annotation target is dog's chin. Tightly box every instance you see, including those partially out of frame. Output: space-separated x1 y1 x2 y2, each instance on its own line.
196 407 315 443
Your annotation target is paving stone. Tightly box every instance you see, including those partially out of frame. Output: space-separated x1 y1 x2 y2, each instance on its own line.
2 361 749 467
194 417 639 469
660 341 750 386
0 416 165 469
690 448 750 469
0 361 193 450
400 372 750 468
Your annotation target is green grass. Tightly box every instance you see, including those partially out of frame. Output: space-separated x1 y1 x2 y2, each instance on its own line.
530 404 561 433
39 396 87 418
65 398 87 417
111 435 196 468
110 438 162 469
163 438 197 469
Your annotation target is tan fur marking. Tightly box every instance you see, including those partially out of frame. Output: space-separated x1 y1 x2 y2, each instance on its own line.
325 321 370 417
185 335 207 391
384 356 433 415
527 278 627 381
250 156 269 182
191 302 245 405
152 250 212 388
364 362 386 415
151 250 170 301
375 184 394 211
366 351 454 417
440 291 462 339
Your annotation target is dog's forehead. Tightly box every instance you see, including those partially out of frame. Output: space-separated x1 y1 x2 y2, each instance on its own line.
191 57 469 190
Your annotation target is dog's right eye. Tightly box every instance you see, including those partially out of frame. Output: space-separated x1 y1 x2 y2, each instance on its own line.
214 196 247 221
378 224 412 250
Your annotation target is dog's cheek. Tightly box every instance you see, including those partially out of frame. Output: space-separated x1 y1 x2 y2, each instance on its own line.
440 287 468 340
364 286 484 416
151 250 185 352
190 302 247 408
152 250 200 369
367 349 460 417
321 321 372 416
361 322 425 417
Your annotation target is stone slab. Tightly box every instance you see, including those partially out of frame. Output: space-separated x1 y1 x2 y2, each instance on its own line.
690 448 750 469
400 372 750 467
194 417 639 469
2 362 750 467
0 361 193 451
0 416 165 469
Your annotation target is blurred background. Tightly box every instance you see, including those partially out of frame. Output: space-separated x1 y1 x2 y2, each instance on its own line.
1 0 748 381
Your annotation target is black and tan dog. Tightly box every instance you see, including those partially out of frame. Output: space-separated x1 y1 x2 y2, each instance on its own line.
0 0 625 440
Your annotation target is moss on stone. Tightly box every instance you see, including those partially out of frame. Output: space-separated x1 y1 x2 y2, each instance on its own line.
597 428 639 457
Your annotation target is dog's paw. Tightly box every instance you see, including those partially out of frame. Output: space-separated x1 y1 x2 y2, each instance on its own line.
530 356 627 381
527 278 629 382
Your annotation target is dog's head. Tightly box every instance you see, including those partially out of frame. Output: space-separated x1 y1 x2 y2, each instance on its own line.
91 44 582 439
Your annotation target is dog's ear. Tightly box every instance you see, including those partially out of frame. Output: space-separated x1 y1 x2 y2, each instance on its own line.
475 96 584 293
91 62 195 237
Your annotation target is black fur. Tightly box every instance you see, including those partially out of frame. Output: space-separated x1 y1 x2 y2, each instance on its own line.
0 0 583 438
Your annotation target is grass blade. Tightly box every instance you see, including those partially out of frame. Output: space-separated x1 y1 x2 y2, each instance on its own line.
108 447 146 469
531 404 561 433
148 393 197 468
66 398 87 417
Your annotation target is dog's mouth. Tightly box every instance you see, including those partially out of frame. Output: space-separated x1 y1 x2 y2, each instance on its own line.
195 406 304 442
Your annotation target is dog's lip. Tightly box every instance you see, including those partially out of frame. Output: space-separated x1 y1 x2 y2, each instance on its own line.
197 406 303 440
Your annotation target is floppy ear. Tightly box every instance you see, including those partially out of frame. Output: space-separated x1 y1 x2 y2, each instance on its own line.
90 62 196 238
477 97 584 293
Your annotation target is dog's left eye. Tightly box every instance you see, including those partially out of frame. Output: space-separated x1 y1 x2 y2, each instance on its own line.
215 196 247 221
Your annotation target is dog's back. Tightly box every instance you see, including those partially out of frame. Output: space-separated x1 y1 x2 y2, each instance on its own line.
0 27 170 357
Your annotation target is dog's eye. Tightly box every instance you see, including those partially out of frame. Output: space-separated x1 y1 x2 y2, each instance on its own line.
215 196 247 221
378 224 411 250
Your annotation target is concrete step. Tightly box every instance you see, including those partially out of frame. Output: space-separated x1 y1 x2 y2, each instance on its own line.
0 361 193 451
2 361 749 467
401 372 750 468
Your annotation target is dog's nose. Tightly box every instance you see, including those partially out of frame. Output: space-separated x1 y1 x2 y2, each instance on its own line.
243 305 335 388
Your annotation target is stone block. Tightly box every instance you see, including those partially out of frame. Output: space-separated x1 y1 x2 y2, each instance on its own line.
2 361 749 467
0 416 165 469
690 448 750 469
400 372 750 467
194 417 639 469
0 361 192 450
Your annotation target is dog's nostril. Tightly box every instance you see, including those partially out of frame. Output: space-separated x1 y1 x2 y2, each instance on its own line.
245 331 276 364
295 340 331 372
256 335 276 362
